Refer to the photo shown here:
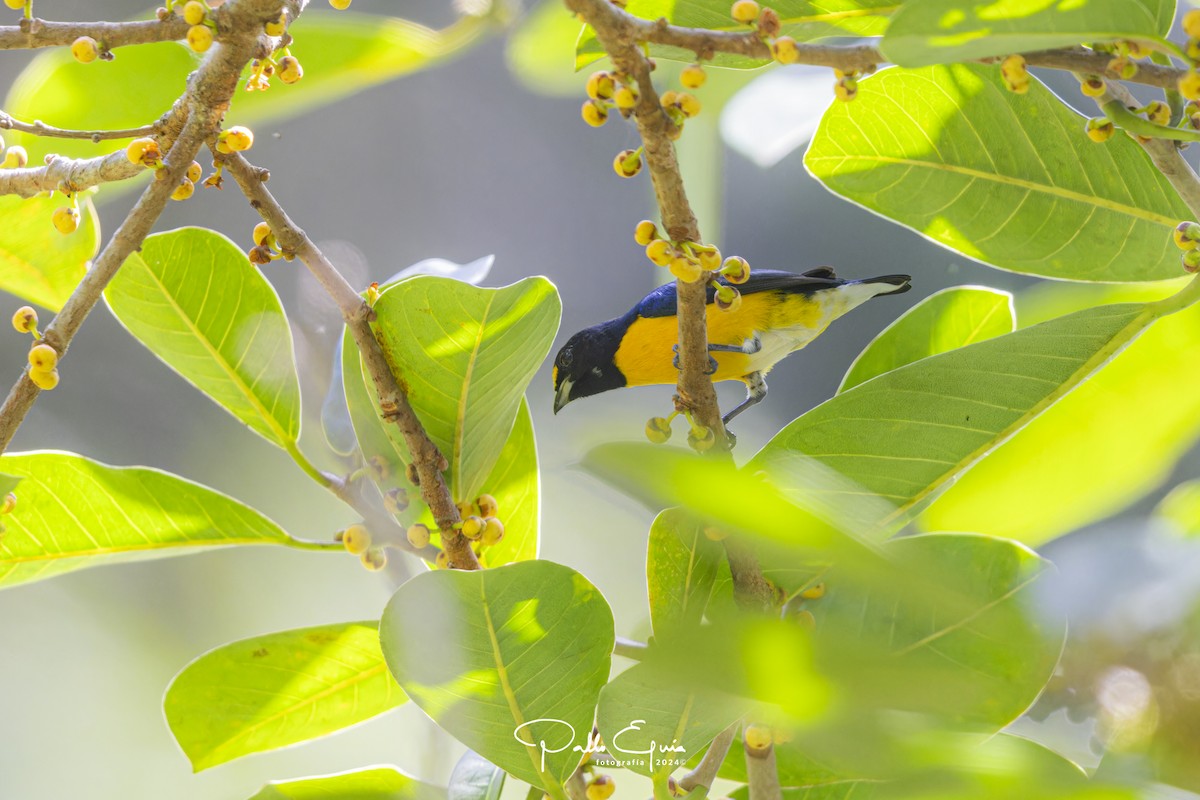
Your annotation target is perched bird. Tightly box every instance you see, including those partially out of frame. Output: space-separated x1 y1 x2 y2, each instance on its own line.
552 268 911 425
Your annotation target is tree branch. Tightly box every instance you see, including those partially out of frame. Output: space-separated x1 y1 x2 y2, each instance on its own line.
0 16 190 51
679 721 737 792
0 151 145 198
0 110 159 142
0 0 289 453
220 152 482 571
745 739 782 800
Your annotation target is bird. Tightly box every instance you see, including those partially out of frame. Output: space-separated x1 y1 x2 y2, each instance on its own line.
551 267 911 426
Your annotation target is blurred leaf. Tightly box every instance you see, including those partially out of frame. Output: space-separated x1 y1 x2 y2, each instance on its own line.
248 766 444 800
881 0 1172 67
840 286 1014 393
647 509 721 638
0 194 99 311
370 276 560 501
380 561 614 791
105 227 301 449
0 473 19 495
754 300 1174 529
1157 479 1200 537
449 751 506 800
384 255 495 287
165 621 406 771
4 13 494 166
720 66 834 168
508 0 590 95
805 64 1191 282
576 0 898 69
924 284 1200 544
0 450 310 590
321 342 358 457
595 662 745 777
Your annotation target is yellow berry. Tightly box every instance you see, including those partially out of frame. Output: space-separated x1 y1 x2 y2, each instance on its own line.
1180 71 1200 102
51 206 79 235
186 161 202 182
28 343 57 371
1185 9 1200 40
586 70 616 100
28 367 59 391
613 148 642 178
407 523 431 549
265 11 286 36
715 284 741 312
688 425 715 452
800 582 826 600
183 0 206 24
187 24 213 53
659 89 679 108
0 492 15 514
1175 221 1200 250
435 550 450 569
677 92 701 118
360 547 387 571
698 248 722 271
342 523 371 555
645 416 673 444
1005 75 1030 95
330 0 351 7
771 36 799 64
703 525 727 541
646 238 673 267
1080 76 1106 97
1184 248 1200 273
253 221 274 246
721 255 750 284
1 145 28 169
481 517 505 546
613 86 638 110
581 99 608 127
730 0 759 24
1000 53 1026 78
277 55 303 84
223 126 254 152
1085 117 1114 143
71 36 99 63
248 245 273 265
834 76 858 102
383 488 409 515
11 306 37 334
171 178 195 201
586 775 615 800
681 63 706 89
461 515 485 540
1145 100 1170 126
1109 57 1138 80
744 723 773 751
476 494 498 517
126 137 160 166
669 256 702 283
634 220 658 246
3 0 24 9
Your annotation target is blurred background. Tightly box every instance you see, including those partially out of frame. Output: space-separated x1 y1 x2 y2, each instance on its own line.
2 1 1200 798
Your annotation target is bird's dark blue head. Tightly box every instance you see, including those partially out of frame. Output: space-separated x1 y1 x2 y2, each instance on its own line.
552 321 628 414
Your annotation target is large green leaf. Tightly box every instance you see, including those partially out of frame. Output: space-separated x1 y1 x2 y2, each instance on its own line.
576 0 899 69
0 451 312 589
752 294 1192 528
923 282 1200 544
247 767 443 800
4 12 493 165
342 332 542 566
595 662 745 777
380 561 614 794
805 63 1192 282
370 276 560 502
165 621 406 771
105 227 301 449
839 286 1014 393
646 508 721 639
0 193 99 311
881 0 1173 67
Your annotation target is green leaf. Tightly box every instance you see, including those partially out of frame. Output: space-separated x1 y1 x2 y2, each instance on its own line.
595 662 745 777
923 283 1200 544
0 194 99 311
0 450 310 590
881 0 1173 67
4 12 493 166
165 621 406 771
105 227 301 449
370 276 560 501
576 0 899 69
839 286 1014 393
804 63 1192 282
449 751 506 800
647 509 721 638
380 561 614 793
247 767 444 800
810 532 1063 728
753 297 1182 528
1156 479 1200 536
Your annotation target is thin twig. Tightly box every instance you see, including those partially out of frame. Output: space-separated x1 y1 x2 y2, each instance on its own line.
679 721 737 792
0 0 290 453
0 16 190 51
220 152 482 571
0 110 159 142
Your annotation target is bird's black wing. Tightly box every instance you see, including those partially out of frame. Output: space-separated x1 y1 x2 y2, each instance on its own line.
633 269 846 318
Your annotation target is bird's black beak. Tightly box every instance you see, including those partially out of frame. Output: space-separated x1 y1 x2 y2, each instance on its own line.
553 377 573 415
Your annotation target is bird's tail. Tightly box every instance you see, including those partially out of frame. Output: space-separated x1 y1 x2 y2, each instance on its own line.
855 274 912 296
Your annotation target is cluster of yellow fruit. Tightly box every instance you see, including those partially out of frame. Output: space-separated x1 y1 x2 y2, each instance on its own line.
179 1 215 53
339 523 388 571
0 135 28 169
11 306 60 390
247 221 283 265
634 219 750 291
1173 221 1200 272
245 53 303 92
743 721 795 752
584 774 614 800
70 36 102 63
399 494 506 570
645 410 717 451
999 54 1030 94
1084 116 1115 144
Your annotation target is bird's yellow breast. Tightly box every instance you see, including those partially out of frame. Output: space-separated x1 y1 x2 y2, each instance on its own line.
613 290 828 387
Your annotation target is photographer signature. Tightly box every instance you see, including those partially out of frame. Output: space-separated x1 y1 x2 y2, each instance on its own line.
514 719 686 772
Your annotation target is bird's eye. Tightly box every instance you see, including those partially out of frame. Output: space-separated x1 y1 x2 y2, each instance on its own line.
560 348 573 368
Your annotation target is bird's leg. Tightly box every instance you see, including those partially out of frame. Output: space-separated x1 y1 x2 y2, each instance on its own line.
722 371 768 428
672 344 718 374
707 335 763 355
